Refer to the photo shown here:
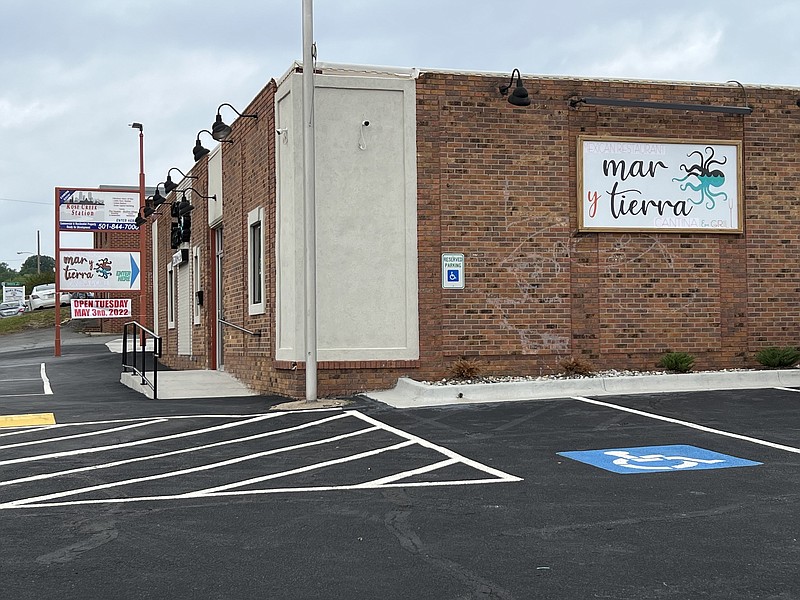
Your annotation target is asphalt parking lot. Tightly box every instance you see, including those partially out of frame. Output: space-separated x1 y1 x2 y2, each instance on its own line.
0 329 798 599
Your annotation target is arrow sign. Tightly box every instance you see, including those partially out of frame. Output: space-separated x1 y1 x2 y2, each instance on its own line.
130 253 140 288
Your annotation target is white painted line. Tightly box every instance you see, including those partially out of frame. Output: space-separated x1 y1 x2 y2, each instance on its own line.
9 410 337 430
183 440 417 497
0 393 50 398
775 387 800 393
0 478 517 509
3 426 381 508
348 410 524 482
0 426 58 438
572 396 800 455
356 458 459 487
0 414 283 466
0 409 523 510
40 363 52 395
0 419 166 451
0 413 353 489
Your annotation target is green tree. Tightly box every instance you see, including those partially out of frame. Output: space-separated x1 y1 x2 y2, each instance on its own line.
19 255 55 276
0 262 20 284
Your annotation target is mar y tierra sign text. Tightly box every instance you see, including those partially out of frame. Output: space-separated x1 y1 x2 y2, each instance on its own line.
59 251 141 291
578 137 742 233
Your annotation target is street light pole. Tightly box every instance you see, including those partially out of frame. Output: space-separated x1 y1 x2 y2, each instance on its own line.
16 230 40 274
130 123 147 333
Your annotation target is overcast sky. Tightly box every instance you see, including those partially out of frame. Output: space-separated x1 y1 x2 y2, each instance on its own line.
1 0 798 270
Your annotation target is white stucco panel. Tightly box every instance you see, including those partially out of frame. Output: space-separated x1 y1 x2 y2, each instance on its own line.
275 73 419 362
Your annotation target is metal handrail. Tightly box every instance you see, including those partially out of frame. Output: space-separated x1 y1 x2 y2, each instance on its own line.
122 321 163 400
219 318 261 337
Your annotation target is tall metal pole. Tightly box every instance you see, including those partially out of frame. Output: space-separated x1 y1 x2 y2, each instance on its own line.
36 230 41 274
302 0 318 402
132 124 147 334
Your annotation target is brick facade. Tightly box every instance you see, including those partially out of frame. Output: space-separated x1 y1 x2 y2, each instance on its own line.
138 67 800 399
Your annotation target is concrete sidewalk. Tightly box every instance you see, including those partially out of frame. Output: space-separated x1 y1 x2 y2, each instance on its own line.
107 337 259 400
365 370 800 408
120 369 258 400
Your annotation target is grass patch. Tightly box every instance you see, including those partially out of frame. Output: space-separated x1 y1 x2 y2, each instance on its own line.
0 309 57 335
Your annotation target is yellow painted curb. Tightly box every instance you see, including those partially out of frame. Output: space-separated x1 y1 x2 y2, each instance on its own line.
0 413 56 428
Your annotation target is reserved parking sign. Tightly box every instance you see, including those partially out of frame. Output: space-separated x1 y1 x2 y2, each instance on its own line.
442 253 464 289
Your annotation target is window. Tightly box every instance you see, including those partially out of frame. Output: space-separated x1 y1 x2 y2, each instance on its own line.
248 207 265 315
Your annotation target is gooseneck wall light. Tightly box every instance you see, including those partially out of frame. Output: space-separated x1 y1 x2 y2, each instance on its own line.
211 103 258 141
178 187 218 214
152 182 169 207
193 129 233 162
164 167 197 194
499 68 532 107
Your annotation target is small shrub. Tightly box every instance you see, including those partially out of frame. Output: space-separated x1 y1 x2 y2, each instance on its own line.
449 357 483 380
558 356 596 376
657 352 695 373
754 346 800 369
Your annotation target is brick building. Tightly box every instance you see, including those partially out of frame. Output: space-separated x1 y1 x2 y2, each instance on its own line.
139 63 800 399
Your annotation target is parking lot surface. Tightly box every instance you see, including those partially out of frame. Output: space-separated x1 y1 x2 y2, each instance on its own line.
0 330 798 599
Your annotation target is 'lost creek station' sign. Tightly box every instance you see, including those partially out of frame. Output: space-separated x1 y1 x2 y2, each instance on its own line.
578 137 742 233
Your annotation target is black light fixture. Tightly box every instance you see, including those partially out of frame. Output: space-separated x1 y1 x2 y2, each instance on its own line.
164 167 197 194
152 183 168 207
212 103 258 141
193 129 233 162
177 187 217 216
135 214 147 227
499 69 531 107
143 201 156 218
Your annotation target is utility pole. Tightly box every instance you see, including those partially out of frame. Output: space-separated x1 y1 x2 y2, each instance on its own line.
302 0 318 403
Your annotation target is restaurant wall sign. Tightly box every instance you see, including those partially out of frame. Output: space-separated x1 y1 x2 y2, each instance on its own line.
578 137 742 233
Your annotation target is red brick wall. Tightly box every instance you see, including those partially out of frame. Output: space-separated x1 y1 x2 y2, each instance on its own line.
144 70 800 398
415 73 798 377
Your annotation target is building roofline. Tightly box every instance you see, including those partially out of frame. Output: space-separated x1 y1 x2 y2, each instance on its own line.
275 61 800 91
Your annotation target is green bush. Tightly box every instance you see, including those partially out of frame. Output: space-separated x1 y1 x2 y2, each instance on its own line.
657 352 695 373
754 346 800 369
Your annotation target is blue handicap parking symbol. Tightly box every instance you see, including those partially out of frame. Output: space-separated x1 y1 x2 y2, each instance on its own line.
447 269 460 282
558 445 761 474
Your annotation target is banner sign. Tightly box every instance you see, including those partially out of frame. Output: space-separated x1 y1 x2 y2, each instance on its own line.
57 188 140 231
578 137 742 233
58 250 141 291
71 298 132 319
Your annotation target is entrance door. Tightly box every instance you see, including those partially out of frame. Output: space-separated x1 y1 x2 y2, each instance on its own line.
215 227 224 370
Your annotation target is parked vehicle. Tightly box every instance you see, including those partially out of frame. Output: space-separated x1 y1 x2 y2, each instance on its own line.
0 301 26 318
26 284 71 310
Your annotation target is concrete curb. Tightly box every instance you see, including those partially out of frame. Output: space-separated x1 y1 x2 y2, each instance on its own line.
365 370 800 408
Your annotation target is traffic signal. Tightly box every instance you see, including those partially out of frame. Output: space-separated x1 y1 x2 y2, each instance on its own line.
179 214 192 243
170 222 182 249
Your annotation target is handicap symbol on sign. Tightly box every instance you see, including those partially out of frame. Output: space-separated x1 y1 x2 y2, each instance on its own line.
447 269 460 282
557 445 762 474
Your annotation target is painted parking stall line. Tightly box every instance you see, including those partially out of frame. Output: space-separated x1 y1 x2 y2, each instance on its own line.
0 410 522 510
572 396 800 455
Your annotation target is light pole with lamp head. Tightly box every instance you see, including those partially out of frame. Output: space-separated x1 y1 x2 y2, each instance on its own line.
130 123 148 336
16 230 41 274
